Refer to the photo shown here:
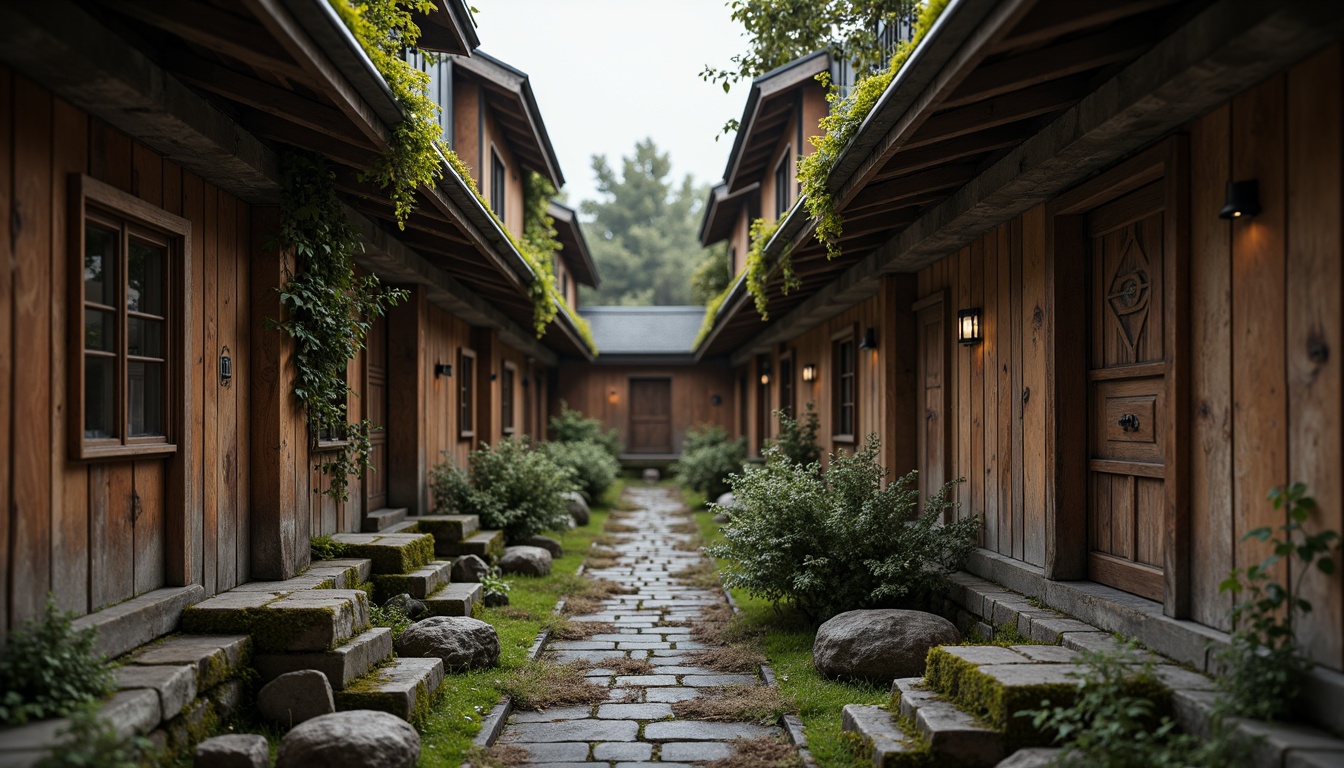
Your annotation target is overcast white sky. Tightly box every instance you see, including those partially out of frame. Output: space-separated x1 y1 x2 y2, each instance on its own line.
471 0 748 210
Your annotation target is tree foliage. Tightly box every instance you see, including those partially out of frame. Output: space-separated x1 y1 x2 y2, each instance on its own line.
580 139 722 306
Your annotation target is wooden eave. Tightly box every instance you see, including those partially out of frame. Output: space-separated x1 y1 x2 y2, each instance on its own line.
723 51 829 194
697 0 1201 360
413 0 479 56
698 182 759 247
76 0 590 360
548 202 600 289
453 51 565 188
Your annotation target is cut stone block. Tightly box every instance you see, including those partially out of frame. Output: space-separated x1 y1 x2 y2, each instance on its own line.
127 634 251 689
361 507 408 533
115 664 197 717
330 532 435 575
181 589 368 652
335 657 444 722
372 559 453 602
72 585 204 660
102 689 162 740
380 520 421 534
936 645 1033 666
423 582 482 617
841 704 927 767
254 627 394 690
1009 645 1080 663
895 678 1002 767
439 529 505 560
307 558 373 589
415 515 479 549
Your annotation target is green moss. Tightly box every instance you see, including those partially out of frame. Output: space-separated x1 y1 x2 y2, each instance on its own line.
371 573 415 604
340 534 434 575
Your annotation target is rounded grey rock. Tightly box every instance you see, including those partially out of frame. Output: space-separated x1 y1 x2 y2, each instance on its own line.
384 592 427 619
195 733 269 768
813 609 961 682
642 468 661 483
257 669 334 726
499 545 553 577
563 491 590 526
276 710 419 768
396 615 500 670
715 491 736 510
523 535 563 557
450 554 490 583
483 590 510 608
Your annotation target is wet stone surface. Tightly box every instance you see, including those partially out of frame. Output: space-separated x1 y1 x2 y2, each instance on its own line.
496 486 784 764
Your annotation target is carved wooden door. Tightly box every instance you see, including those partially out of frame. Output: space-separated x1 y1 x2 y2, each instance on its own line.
364 315 389 512
1087 183 1167 601
629 378 672 453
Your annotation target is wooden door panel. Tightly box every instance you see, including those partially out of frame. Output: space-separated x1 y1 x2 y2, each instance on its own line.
365 317 388 512
1091 377 1164 464
916 298 947 503
629 378 672 453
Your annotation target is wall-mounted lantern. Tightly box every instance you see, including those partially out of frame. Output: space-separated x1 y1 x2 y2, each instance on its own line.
858 327 878 350
711 394 723 406
758 360 771 386
1219 180 1261 220
957 308 983 345
801 363 818 383
434 362 452 378
608 388 619 404
219 345 233 385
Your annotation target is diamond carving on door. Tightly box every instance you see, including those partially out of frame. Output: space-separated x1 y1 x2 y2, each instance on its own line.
1105 231 1151 362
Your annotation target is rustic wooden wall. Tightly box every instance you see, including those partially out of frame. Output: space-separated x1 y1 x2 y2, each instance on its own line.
916 47 1343 669
1 71 253 632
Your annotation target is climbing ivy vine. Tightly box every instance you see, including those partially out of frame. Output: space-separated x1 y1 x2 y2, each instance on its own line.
270 153 408 502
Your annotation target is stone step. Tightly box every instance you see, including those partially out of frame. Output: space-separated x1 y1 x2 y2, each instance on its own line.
361 507 409 533
253 627 394 691
892 678 1002 767
329 532 435 575
180 589 370 653
415 514 480 548
336 657 444 722
125 634 252 690
311 558 374 588
372 559 454 603
841 704 929 767
438 529 504 560
382 520 420 534
422 582 482 617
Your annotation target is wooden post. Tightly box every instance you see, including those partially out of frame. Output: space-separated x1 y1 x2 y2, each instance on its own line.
387 287 426 514
884 274 919 478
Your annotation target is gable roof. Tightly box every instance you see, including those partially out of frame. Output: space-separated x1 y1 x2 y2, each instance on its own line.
548 202 599 288
699 181 759 248
580 306 706 362
413 0 479 56
453 50 565 187
722 50 830 193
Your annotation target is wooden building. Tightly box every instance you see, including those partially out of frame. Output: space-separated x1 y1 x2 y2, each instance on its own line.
0 0 593 649
695 0 1344 733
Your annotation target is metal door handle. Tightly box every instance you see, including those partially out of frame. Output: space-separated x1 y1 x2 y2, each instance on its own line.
1117 414 1140 432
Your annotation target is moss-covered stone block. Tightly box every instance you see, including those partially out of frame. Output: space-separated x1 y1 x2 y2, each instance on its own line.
371 560 453 602
331 533 435 575
439 529 504 561
336 657 444 723
415 515 478 549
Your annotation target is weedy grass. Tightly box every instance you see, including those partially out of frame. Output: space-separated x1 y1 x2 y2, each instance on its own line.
499 660 609 710
541 616 615 641
672 559 722 591
463 744 531 768
672 685 795 725
689 645 768 674
705 736 805 768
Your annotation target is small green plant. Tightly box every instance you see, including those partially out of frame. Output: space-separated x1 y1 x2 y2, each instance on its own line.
1214 482 1338 720
542 439 621 501
430 437 576 543
36 707 156 768
481 570 512 597
1018 643 1241 767
767 403 821 467
549 402 621 458
705 437 977 622
310 535 346 561
0 597 114 726
369 602 413 640
673 424 747 500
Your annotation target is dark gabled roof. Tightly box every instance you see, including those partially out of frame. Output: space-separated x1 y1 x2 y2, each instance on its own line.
580 306 706 360
698 181 759 248
548 202 599 288
413 0 479 56
453 51 565 188
722 50 830 193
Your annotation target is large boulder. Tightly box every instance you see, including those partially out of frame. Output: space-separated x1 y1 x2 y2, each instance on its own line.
450 554 490 583
715 492 736 510
499 546 552 576
257 669 334 726
396 616 500 670
195 734 269 768
813 609 961 682
276 710 419 768
523 535 563 558
563 491 590 526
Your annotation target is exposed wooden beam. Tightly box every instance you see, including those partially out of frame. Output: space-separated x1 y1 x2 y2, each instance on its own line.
902 76 1088 150
872 124 1038 183
243 109 376 169
991 0 1178 53
846 164 981 213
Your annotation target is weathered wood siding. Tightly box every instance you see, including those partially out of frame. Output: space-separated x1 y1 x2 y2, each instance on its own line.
916 47 1343 668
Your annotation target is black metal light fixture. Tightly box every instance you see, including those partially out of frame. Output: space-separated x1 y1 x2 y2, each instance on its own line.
801 363 817 383
219 345 233 384
858 327 878 350
1219 180 1261 220
434 362 452 378
711 394 723 406
957 308 982 345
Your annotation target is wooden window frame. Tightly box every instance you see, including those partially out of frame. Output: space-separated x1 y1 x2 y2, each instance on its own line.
774 146 792 219
69 174 190 462
501 360 516 435
458 347 476 439
831 326 858 444
489 147 506 220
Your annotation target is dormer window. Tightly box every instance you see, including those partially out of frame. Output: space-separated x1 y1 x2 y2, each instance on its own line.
774 147 791 219
490 148 506 218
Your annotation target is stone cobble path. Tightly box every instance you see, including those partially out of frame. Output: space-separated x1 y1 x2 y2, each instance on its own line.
497 484 783 766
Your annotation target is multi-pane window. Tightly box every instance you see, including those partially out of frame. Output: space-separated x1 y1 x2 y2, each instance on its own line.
774 149 791 219
75 176 187 459
501 362 515 434
459 348 476 438
833 331 856 441
490 149 506 219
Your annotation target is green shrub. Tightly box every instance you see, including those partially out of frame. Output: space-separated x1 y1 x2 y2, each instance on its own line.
542 438 620 501
36 708 155 768
674 424 747 500
310 534 346 561
767 403 821 467
704 437 977 622
430 436 575 543
549 402 620 458
0 597 115 726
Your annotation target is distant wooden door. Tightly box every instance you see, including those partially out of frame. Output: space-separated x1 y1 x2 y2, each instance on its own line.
1086 183 1167 601
629 378 672 453
915 295 948 513
364 316 389 512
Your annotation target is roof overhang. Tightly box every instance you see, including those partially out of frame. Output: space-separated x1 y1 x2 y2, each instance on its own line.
454 51 565 188
413 0 479 56
698 182 759 247
723 50 830 193
548 202 600 288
